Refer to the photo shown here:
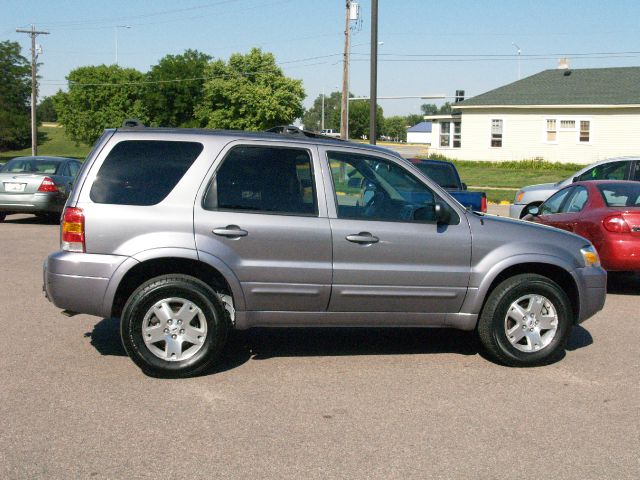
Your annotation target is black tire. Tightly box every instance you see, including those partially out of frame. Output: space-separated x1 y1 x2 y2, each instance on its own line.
477 273 572 367
120 274 229 378
0 212 6 223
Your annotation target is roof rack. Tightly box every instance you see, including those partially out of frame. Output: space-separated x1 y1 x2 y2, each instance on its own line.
122 118 145 128
265 125 345 141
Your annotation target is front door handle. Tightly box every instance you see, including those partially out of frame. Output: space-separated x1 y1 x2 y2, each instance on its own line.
346 232 379 244
212 225 248 238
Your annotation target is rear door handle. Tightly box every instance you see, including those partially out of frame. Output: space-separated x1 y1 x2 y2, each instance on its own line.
346 232 379 244
212 225 248 238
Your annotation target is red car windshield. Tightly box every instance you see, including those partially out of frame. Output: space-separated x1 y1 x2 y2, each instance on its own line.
597 183 640 207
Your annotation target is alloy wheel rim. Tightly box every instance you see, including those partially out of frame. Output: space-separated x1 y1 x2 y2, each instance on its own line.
142 297 207 362
503 294 558 353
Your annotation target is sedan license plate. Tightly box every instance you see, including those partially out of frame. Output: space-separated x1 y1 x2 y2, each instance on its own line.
4 182 26 193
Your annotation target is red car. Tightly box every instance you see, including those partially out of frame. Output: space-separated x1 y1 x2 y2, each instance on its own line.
525 181 640 271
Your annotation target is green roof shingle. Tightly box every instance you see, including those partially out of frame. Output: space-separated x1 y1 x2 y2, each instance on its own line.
457 67 640 107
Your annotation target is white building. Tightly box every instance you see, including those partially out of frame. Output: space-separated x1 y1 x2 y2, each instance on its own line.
427 67 640 164
406 121 432 144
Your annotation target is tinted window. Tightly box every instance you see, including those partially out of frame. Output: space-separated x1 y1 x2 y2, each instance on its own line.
3 158 61 174
328 151 444 223
598 183 640 207
540 188 572 215
632 162 640 181
205 146 317 216
415 162 459 189
576 161 628 182
562 186 588 213
68 161 81 177
90 141 203 206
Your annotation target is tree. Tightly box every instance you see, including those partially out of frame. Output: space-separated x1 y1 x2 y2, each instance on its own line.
404 113 423 127
438 102 453 114
37 95 57 122
420 103 438 116
348 100 383 139
0 40 31 151
54 65 148 144
144 49 211 127
381 115 408 142
195 48 305 131
302 91 342 131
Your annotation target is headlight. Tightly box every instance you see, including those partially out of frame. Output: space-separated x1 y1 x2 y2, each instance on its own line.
515 191 524 203
580 245 600 268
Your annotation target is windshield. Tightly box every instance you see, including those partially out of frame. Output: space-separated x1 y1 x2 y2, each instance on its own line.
2 158 62 175
597 183 640 207
415 162 459 189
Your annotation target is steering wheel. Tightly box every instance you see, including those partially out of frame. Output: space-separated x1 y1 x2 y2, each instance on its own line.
363 188 389 217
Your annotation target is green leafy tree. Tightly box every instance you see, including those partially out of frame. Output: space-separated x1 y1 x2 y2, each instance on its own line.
420 103 438 116
302 90 342 131
404 113 423 127
37 95 58 122
54 65 148 144
144 49 211 127
195 48 305 130
381 115 408 142
348 100 383 140
438 102 453 114
0 41 31 151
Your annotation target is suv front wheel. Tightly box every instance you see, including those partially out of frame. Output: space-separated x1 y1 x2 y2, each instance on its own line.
121 274 229 378
478 273 572 366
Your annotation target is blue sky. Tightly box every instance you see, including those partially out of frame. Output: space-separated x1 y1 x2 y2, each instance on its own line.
2 0 640 117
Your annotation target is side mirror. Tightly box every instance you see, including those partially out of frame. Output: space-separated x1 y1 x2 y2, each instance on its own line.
461 182 468 190
528 206 540 216
572 177 579 183
434 201 451 224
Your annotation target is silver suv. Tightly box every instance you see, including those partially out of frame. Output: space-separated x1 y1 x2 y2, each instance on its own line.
44 128 607 377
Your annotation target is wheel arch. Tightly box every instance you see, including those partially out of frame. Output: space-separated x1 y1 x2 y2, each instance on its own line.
107 253 245 319
464 259 580 325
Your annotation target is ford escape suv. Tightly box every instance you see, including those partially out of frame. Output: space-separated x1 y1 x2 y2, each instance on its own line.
44 127 607 377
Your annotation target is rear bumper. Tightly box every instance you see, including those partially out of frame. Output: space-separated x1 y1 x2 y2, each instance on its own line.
600 238 640 271
572 266 607 324
44 251 128 318
0 192 66 213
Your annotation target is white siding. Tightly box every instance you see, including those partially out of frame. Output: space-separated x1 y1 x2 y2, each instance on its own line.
406 131 432 144
430 107 640 164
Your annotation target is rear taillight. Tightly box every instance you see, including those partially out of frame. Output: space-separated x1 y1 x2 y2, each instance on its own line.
61 207 85 252
37 177 59 193
481 195 487 213
603 215 631 233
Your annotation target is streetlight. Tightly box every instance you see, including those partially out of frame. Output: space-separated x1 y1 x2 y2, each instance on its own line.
115 25 131 65
512 42 521 80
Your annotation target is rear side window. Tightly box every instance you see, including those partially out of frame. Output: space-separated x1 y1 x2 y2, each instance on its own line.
204 145 317 216
90 140 203 206
598 183 640 207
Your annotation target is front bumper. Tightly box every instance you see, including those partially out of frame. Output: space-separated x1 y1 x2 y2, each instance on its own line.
509 203 525 219
572 266 607 324
44 251 128 318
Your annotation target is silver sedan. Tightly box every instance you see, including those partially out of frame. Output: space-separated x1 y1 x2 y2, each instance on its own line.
0 156 82 222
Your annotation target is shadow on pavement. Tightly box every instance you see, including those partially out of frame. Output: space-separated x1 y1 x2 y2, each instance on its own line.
607 272 640 295
86 317 594 374
3 214 59 225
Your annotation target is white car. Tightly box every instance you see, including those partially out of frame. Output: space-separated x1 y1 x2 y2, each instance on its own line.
510 156 640 218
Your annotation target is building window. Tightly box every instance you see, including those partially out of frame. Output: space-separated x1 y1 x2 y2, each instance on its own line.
453 122 461 148
560 120 576 129
440 122 450 147
491 119 503 147
546 119 557 142
580 120 590 143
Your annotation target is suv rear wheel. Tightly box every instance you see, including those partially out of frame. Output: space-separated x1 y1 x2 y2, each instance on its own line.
120 274 229 378
478 274 572 366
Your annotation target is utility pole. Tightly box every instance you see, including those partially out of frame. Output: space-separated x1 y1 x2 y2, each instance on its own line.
340 1 351 140
16 25 49 156
369 0 378 145
321 87 325 131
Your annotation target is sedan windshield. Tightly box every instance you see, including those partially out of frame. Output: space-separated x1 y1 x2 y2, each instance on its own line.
598 183 640 207
3 158 62 175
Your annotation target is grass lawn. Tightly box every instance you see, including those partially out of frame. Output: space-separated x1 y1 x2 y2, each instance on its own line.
0 125 91 164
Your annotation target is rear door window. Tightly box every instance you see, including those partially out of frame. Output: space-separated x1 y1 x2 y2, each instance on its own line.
90 140 203 205
204 145 317 216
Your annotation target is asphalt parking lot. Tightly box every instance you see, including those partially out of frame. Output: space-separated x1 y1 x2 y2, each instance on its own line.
1 209 638 479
